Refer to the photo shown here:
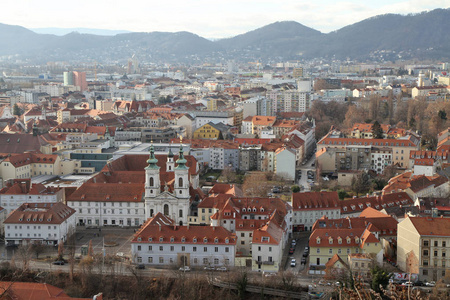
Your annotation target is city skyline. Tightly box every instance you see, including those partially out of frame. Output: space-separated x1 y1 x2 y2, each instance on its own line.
1 0 448 39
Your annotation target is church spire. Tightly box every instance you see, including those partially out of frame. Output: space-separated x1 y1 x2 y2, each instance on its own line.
175 139 187 169
146 142 159 169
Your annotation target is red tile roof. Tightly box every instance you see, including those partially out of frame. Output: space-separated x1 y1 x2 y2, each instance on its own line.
4 202 75 225
132 213 236 245
408 216 450 236
0 281 94 299
291 192 340 211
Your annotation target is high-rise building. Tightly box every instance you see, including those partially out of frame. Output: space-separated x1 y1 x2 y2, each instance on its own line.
63 71 87 91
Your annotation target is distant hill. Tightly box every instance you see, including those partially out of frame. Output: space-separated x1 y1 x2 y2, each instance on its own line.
31 27 132 36
0 8 449 62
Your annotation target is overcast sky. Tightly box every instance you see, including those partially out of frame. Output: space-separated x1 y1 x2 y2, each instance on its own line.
1 0 448 38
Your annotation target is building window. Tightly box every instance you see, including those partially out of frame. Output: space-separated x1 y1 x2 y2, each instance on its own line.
170 246 174 251
159 257 164 263
137 246 141 251
423 250 429 256
193 247 197 252
148 257 153 263
329 249 332 254
316 248 320 254
203 258 208 264
434 251 438 257
137 257 142 263
443 241 446 247
423 260 428 266
148 246 152 251
204 247 207 252
423 269 428 275
423 240 429 247
159 246 163 251
214 258 219 265
182 246 185 252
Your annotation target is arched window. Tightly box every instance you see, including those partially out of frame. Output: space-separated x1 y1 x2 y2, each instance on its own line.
149 177 154 187
179 209 183 218
150 209 154 217
164 204 169 216
178 177 183 187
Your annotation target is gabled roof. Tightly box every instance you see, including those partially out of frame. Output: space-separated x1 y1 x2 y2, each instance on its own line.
4 202 76 225
132 214 236 245
407 216 450 237
291 192 340 211
325 254 348 269
0 281 94 300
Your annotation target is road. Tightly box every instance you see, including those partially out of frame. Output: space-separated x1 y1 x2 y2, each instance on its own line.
296 153 316 192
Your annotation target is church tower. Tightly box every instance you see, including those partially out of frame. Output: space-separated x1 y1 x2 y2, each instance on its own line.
144 144 160 199
174 144 189 199
166 146 175 172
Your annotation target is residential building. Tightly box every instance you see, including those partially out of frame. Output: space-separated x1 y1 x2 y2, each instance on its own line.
397 216 450 282
131 213 236 268
4 202 76 246
193 122 231 140
291 192 341 232
348 253 374 279
0 179 63 214
309 227 383 268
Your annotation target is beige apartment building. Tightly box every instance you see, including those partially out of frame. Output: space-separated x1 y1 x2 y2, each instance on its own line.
397 216 450 282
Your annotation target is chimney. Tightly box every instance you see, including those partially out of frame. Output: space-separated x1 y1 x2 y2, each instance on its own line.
159 224 161 231
174 224 177 231
187 223 190 230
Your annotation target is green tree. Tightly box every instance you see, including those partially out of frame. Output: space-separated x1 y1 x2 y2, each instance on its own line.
372 120 383 139
338 189 348 200
291 185 300 193
12 104 22 116
370 265 390 292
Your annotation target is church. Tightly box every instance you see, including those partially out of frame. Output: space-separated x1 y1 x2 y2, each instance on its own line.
67 143 203 227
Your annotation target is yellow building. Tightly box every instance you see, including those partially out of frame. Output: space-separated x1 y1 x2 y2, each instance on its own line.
309 228 383 268
397 216 450 282
193 122 228 140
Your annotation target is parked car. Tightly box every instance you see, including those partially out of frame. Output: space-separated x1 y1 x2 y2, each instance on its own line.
425 281 435 287
216 267 227 272
305 246 309 252
204 266 215 271
290 259 296 267
179 266 191 272
302 252 308 257
414 281 424 286
301 258 307 264
264 272 277 277
289 248 294 254
52 261 65 265
401 281 413 287
291 240 297 246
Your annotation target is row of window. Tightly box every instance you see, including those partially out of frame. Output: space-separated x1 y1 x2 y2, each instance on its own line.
138 256 230 265
422 269 446 276
73 202 140 207
78 209 141 214
316 248 357 254
137 245 230 253
422 249 446 257
423 240 447 247
423 260 446 267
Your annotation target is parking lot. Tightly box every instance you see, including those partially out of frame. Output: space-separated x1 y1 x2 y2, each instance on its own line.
73 226 135 258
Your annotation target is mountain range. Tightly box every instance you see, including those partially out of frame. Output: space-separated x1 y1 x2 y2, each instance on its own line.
1 8 449 63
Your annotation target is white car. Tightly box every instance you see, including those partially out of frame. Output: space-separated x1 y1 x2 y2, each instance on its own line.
425 281 435 287
216 267 227 272
179 266 191 272
290 259 296 267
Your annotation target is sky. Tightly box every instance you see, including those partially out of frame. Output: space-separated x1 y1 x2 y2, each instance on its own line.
1 0 449 38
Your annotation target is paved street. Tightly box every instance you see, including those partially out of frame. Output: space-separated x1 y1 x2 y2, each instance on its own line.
296 153 316 192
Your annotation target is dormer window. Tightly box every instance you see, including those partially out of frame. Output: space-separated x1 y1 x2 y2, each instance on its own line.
347 238 351 244
170 237 174 242
203 238 208 243
338 238 342 244
193 238 197 243
260 208 264 212
181 237 186 243
329 238 333 244
214 238 219 243
253 208 257 212
316 237 321 244
242 208 246 212
137 237 142 241
148 238 153 242
159 237 163 242
225 238 229 244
